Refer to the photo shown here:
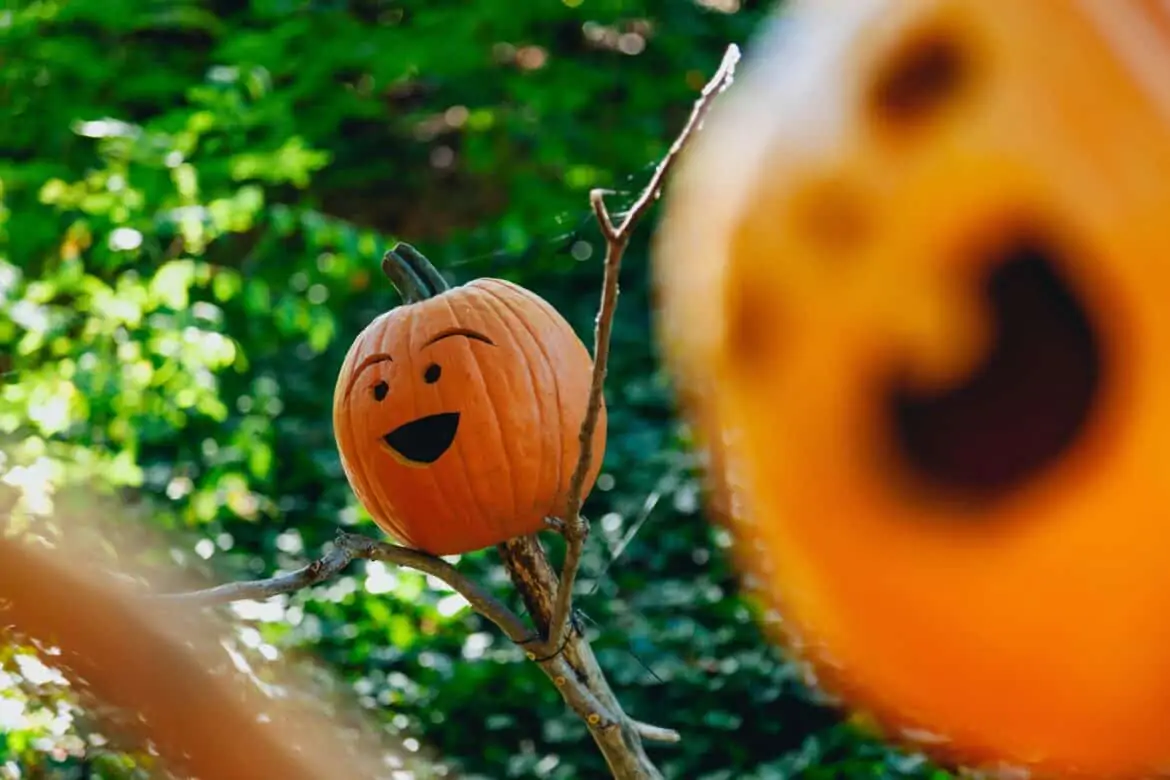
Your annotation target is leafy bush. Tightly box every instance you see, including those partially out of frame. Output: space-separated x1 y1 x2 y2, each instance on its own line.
0 1 949 777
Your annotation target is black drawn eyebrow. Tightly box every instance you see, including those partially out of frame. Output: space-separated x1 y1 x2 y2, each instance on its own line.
346 353 393 395
422 328 496 348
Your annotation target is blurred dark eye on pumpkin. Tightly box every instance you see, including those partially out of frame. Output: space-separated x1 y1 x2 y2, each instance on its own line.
424 363 441 384
372 380 389 401
870 28 971 131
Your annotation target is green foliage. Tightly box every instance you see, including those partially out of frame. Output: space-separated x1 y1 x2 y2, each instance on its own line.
0 0 952 777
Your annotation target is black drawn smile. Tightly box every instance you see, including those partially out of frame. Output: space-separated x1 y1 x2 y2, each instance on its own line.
383 412 461 464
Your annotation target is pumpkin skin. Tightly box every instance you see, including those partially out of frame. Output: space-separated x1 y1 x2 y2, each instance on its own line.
654 1 1170 777
333 245 606 556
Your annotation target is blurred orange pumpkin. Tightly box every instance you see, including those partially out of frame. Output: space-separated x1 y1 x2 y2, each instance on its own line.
333 244 605 556
654 1 1170 777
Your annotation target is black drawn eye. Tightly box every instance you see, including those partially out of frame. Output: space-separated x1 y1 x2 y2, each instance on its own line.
372 380 389 401
424 363 441 384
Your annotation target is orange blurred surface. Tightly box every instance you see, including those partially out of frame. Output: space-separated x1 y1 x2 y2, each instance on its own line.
655 1 1170 776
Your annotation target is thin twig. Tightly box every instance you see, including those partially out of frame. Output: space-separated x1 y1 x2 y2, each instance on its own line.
604 43 741 244
631 721 682 744
158 543 355 606
165 531 623 742
590 189 618 242
547 42 742 652
156 43 742 779
162 532 532 644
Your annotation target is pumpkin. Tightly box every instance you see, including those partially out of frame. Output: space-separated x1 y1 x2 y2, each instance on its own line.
653 1 1170 777
333 243 606 556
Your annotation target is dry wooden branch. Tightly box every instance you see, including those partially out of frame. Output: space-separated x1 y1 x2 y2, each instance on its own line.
632 720 683 744
153 42 740 780
160 531 531 642
159 533 625 737
164 530 645 757
547 40 743 653
498 44 742 779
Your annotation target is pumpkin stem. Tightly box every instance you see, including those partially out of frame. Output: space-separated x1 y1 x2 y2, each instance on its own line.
381 243 450 303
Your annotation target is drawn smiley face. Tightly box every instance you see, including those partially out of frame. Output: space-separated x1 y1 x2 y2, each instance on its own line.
346 327 495 467
332 272 606 557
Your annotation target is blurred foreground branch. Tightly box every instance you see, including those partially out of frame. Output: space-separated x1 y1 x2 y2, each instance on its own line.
0 516 432 780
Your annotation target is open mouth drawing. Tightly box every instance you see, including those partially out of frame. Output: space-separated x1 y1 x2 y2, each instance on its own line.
382 412 461 465
889 233 1102 501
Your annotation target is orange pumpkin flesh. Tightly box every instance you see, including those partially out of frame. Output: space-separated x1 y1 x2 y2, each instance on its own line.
654 2 1170 777
333 244 606 556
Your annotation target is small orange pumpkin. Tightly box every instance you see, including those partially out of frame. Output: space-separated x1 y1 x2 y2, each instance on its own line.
333 244 606 556
655 1 1170 777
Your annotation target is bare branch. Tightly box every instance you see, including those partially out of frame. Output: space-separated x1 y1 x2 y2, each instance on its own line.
631 721 682 744
158 543 356 606
542 654 619 728
350 534 533 643
152 43 738 779
590 189 618 242
547 42 743 652
165 532 630 751
499 536 668 779
163 532 532 645
597 43 741 242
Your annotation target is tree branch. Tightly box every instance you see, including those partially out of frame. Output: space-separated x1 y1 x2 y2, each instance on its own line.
632 720 682 744
498 535 665 779
546 42 742 652
157 42 741 780
162 531 532 643
158 539 355 606
161 532 631 743
601 43 742 244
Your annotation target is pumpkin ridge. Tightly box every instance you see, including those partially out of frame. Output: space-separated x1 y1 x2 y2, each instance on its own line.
375 318 411 537
344 328 390 536
371 316 418 543
344 328 409 544
411 300 472 551
521 287 595 502
333 354 372 531
481 281 564 519
335 265 602 555
439 292 518 543
471 284 542 528
475 281 551 515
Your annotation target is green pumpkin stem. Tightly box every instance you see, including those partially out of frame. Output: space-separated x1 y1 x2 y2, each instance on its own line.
381 243 450 303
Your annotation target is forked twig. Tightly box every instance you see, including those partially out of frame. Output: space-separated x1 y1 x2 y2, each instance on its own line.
160 532 531 641
155 42 741 778
160 532 627 736
547 43 742 652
